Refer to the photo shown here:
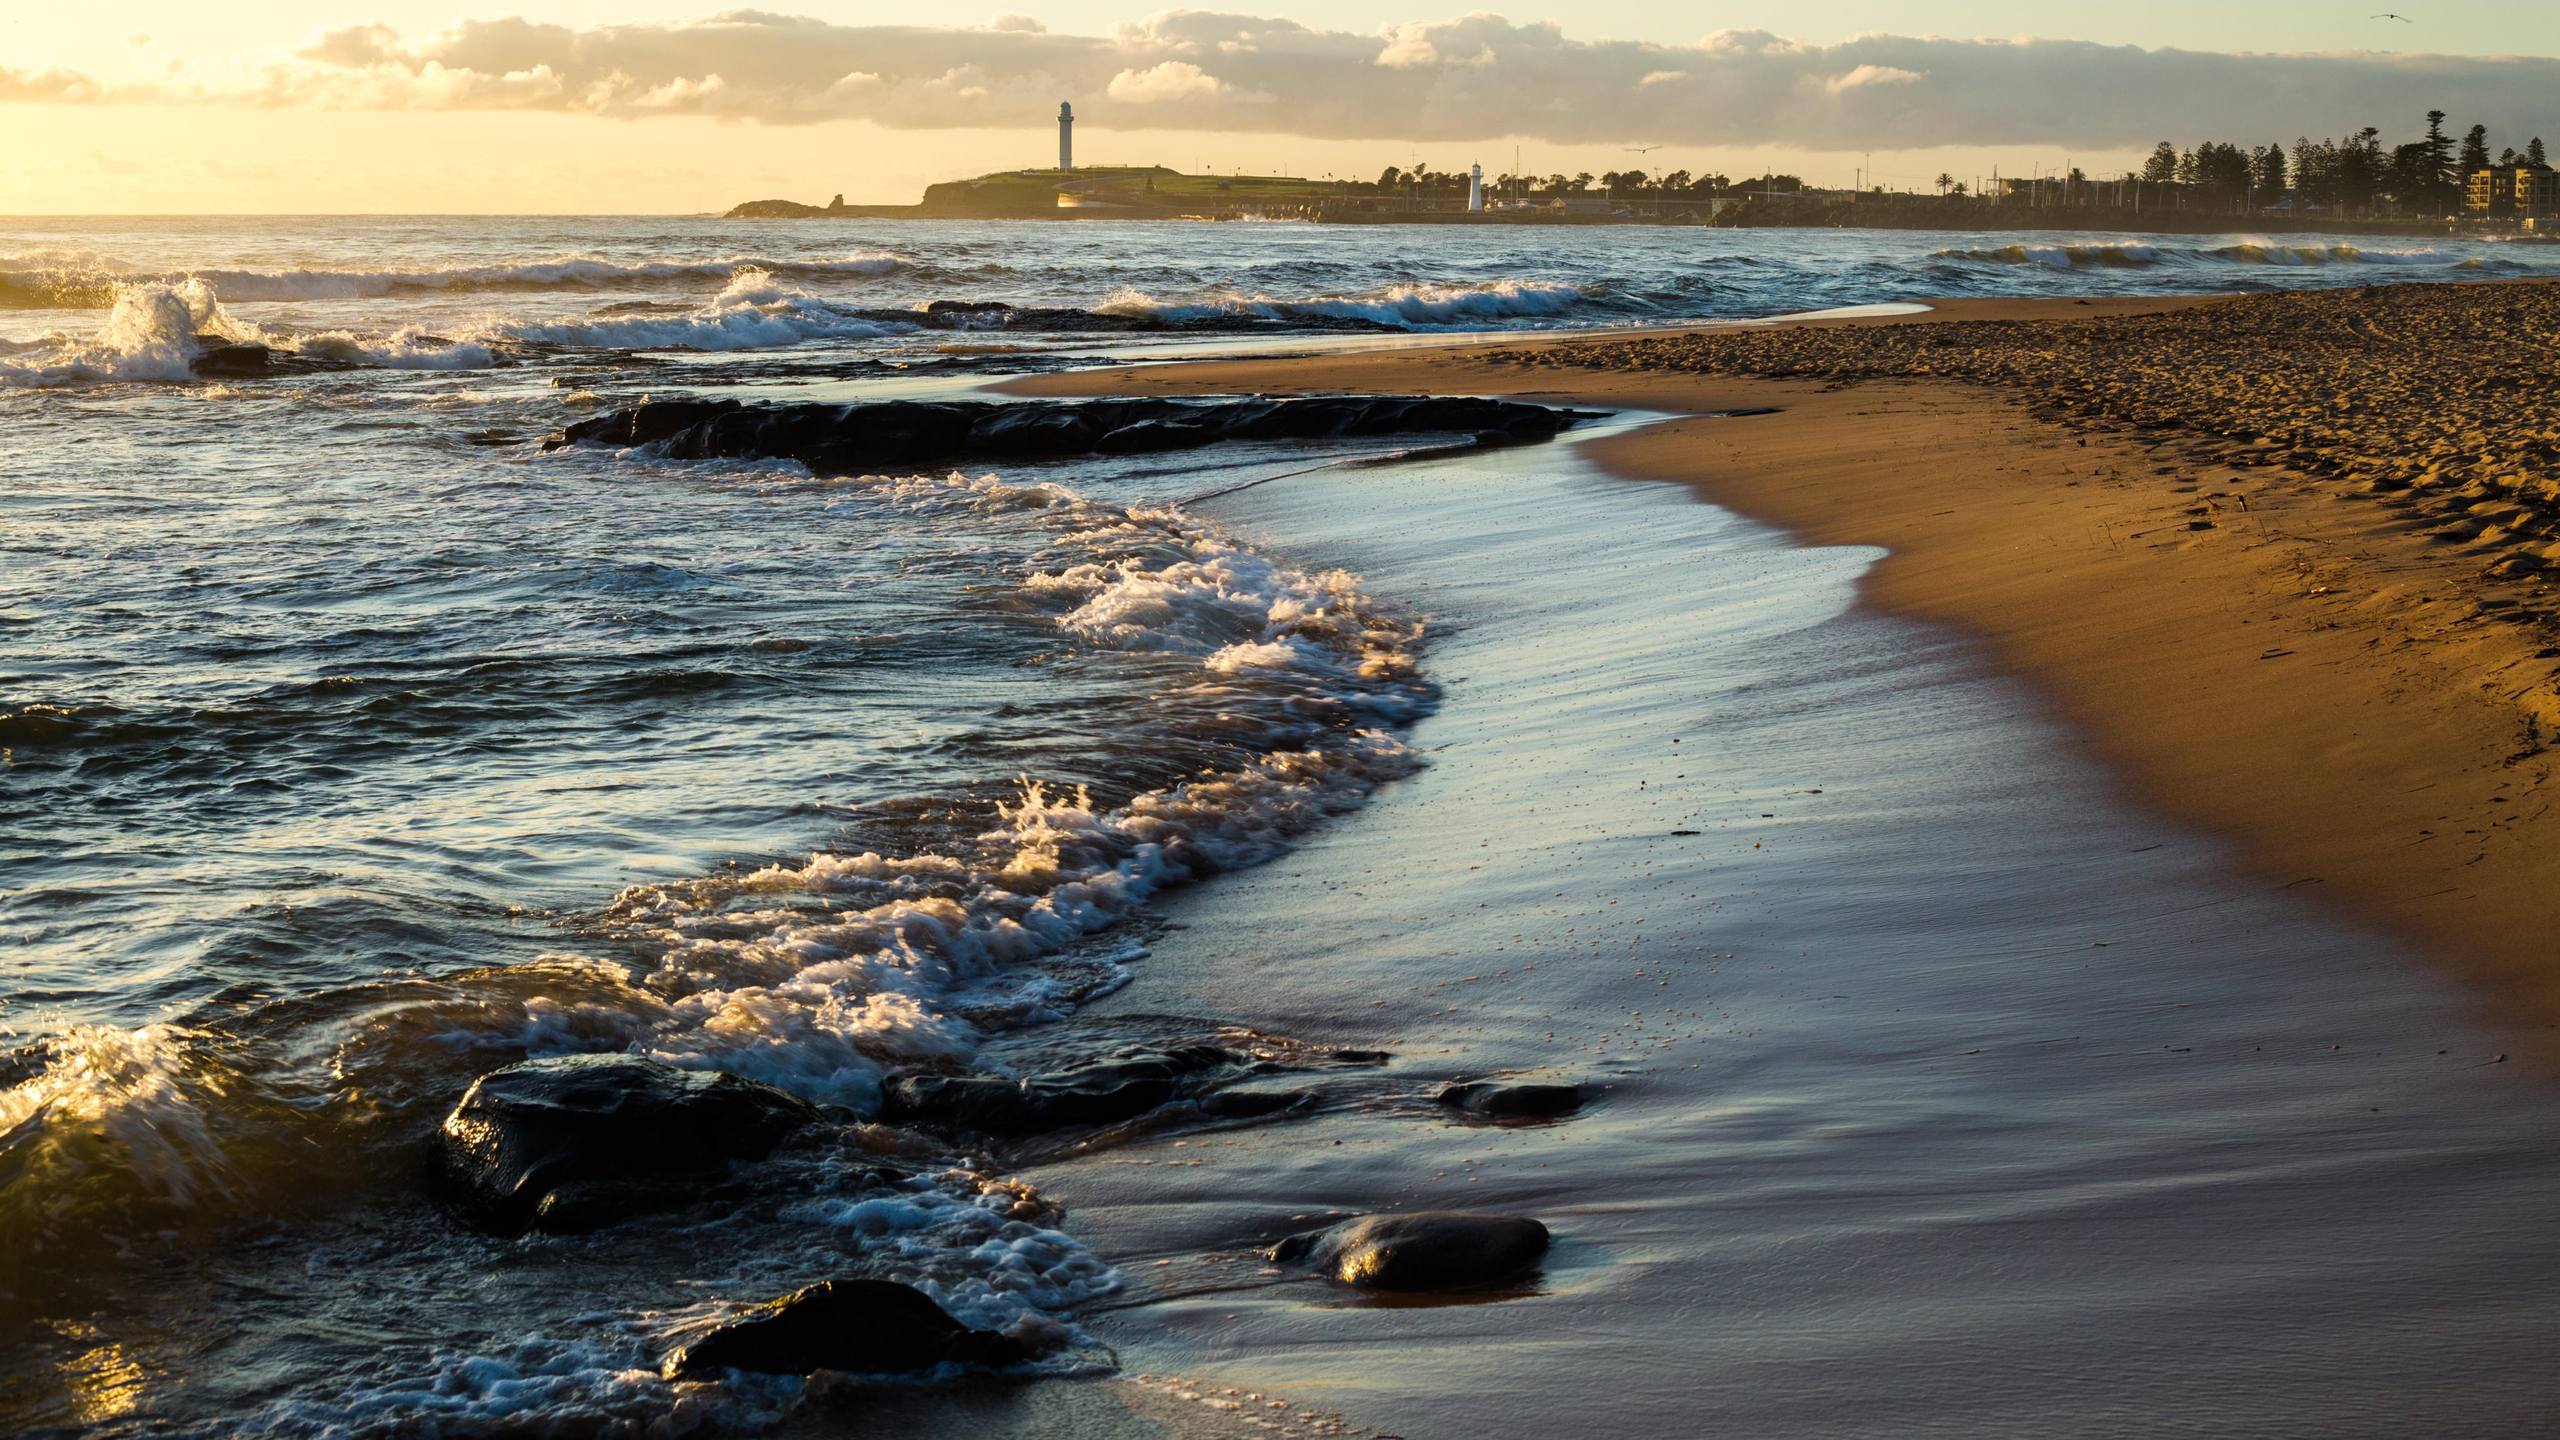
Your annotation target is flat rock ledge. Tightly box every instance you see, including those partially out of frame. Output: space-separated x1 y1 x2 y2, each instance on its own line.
543 395 1602 474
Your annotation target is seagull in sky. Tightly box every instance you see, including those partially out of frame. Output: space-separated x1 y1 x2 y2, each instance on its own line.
1626 144 1662 155
2370 12 2412 21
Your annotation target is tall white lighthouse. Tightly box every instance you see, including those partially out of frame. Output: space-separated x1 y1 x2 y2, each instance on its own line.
1468 162 1485 212
1058 102 1074 171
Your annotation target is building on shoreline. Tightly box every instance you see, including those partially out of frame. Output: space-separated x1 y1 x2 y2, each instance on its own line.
2466 162 2558 219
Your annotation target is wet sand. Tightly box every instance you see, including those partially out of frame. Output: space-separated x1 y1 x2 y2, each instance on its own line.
945 425 2560 1438
1007 281 2560 1043
954 285 2560 1434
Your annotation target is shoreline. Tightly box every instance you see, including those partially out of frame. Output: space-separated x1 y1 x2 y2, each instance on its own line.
1004 278 2560 1046
935 404 2560 1438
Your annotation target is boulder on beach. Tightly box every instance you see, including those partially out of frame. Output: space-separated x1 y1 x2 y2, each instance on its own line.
1269 1211 1551 1291
1436 1080 1588 1120
661 1279 1025 1381
434 1054 819 1234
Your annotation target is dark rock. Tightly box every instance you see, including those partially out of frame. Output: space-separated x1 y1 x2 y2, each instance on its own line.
546 396 1602 473
1270 1211 1550 1291
435 1054 819 1234
660 1279 1025 1381
190 342 273 377
187 337 379 379
924 299 1013 316
882 1044 1241 1135
1437 1081 1587 1120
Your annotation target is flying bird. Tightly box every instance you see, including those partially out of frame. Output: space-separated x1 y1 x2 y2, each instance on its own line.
1626 144 1662 155
2370 11 2412 21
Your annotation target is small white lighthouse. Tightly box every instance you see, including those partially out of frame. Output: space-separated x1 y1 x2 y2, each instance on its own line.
1058 101 1074 171
1467 162 1485 212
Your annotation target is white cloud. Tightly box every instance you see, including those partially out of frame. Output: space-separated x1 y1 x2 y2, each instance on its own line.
1107 60 1231 102
1827 64 1923 92
11 12 2558 154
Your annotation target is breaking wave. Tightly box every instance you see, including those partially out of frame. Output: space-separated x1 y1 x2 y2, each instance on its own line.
0 280 493 386
0 251 914 308
1930 243 2166 270
487 269 912 351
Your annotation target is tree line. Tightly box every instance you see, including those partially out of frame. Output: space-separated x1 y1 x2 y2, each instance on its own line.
1365 111 2545 216
2124 113 2548 215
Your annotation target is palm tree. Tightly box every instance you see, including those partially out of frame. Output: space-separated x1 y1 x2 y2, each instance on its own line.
1935 172 1955 195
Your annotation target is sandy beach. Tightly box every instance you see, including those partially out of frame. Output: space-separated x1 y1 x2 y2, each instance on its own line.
931 365 2560 1437
1010 279 2560 1047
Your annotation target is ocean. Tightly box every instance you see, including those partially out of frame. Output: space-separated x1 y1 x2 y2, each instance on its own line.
8 215 2560 1436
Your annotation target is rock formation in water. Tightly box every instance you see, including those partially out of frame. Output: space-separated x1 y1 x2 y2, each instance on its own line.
659 1279 1026 1380
434 1054 819 1234
545 395 1601 474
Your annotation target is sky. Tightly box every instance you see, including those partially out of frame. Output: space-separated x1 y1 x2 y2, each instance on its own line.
6 2 2558 212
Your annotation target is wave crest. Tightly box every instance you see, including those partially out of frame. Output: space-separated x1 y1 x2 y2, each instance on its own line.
0 251 913 308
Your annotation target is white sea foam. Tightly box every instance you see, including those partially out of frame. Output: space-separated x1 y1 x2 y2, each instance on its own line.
0 251 911 306
241 1170 1117 1437
0 280 251 386
493 470 1431 1107
0 279 495 385
487 268 911 351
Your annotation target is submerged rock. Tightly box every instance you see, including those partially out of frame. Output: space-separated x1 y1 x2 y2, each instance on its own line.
882 1044 1242 1135
187 337 366 379
190 342 274 377
543 395 1602 474
1270 1211 1551 1291
434 1054 819 1234
660 1279 1025 1381
1437 1080 1587 1120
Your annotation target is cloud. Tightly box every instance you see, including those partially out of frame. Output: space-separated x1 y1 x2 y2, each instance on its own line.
1826 64 1923 92
1107 60 1236 102
9 12 2560 153
298 24 405 68
0 67 105 103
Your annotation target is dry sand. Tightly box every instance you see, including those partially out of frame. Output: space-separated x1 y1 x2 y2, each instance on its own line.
1008 279 2560 1045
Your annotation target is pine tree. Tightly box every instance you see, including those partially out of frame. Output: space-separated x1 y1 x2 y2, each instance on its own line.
2142 142 2179 184
2532 137 2550 168
2459 124 2492 174
2422 110 2457 206
2252 143 2288 198
2423 110 2454 185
